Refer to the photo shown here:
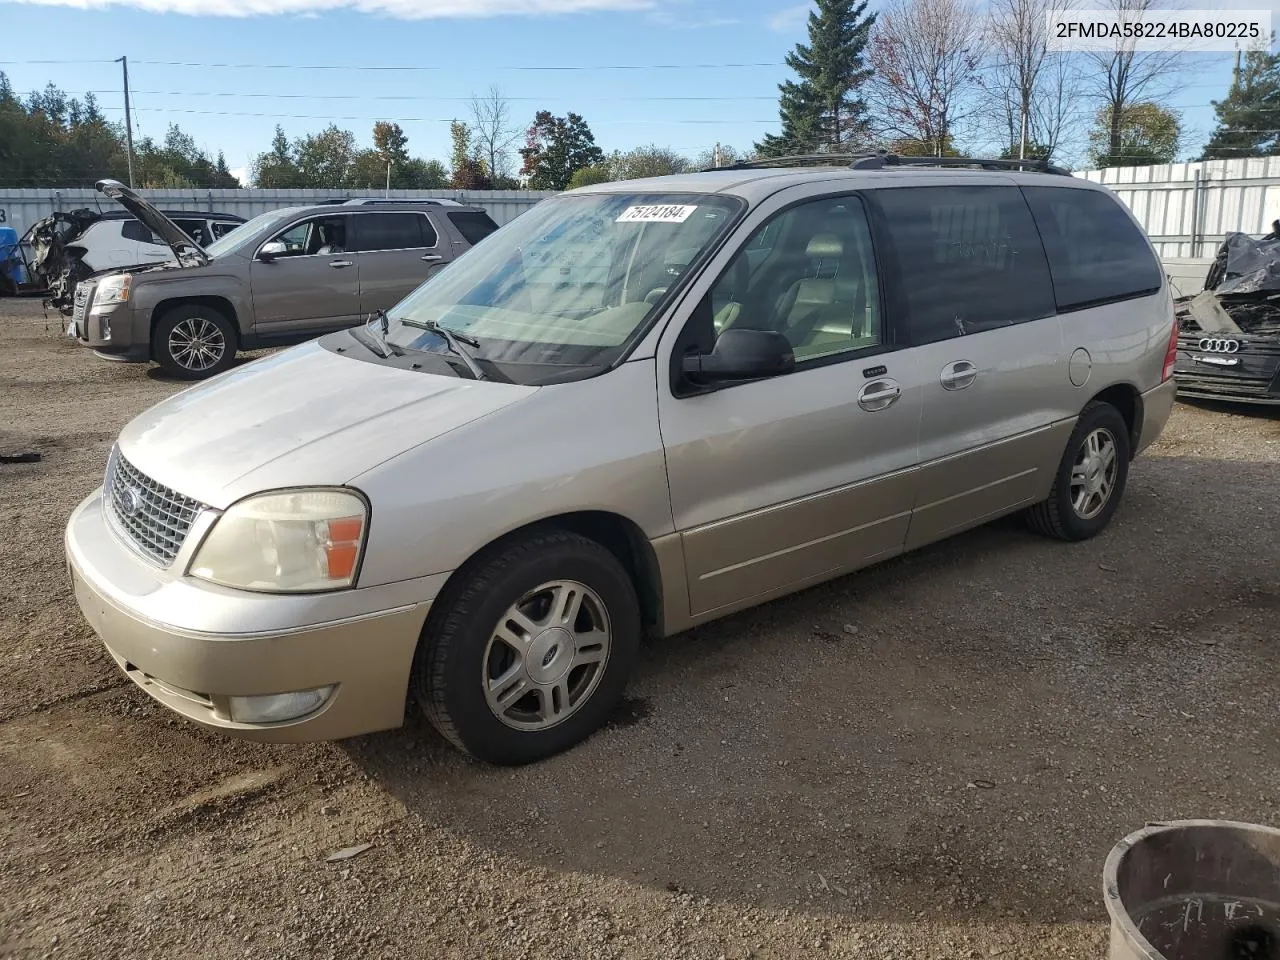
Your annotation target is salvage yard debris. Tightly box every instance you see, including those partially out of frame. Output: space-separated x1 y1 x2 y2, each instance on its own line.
1179 230 1280 337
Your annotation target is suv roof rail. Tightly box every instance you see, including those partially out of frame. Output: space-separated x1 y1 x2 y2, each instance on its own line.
341 197 466 206
702 151 1072 176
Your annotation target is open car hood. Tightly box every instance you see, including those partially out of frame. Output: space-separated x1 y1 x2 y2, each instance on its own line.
95 179 210 267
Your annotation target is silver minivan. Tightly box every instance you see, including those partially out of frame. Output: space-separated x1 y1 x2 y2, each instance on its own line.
65 158 1179 764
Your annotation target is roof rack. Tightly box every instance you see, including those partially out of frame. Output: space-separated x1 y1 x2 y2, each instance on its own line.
702 151 1072 177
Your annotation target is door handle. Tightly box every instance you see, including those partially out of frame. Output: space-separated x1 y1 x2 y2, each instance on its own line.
421 254 444 262
329 259 353 268
940 360 978 391
858 378 901 412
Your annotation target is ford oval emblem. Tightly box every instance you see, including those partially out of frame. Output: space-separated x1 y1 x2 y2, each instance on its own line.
120 486 143 517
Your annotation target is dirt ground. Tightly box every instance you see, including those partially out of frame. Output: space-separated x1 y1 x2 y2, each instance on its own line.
2 298 1279 960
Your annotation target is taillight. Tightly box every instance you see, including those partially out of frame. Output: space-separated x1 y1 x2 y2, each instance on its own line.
1162 308 1180 381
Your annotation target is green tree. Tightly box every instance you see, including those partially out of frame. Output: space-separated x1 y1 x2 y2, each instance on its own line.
519 111 604 190
295 124 357 187
401 158 450 188
610 144 689 180
449 119 491 189
756 0 877 156
1088 102 1180 167
567 164 613 189
1201 46 1280 160
251 125 302 188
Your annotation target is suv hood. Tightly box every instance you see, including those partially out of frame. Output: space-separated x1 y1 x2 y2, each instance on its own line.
116 341 536 508
96 179 210 268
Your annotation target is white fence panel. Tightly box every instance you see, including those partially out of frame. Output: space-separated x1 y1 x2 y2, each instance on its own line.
1078 156 1280 257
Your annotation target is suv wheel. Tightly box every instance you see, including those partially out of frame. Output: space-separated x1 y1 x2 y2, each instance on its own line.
413 530 641 765
155 304 236 380
1026 400 1131 541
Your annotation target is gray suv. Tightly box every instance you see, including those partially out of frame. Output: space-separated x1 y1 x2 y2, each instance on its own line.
69 181 499 379
66 156 1178 764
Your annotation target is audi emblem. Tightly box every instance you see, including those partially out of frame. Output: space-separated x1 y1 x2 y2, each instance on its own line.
1198 338 1241 354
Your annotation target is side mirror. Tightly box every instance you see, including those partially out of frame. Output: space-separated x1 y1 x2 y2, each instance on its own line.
258 240 287 262
682 328 795 384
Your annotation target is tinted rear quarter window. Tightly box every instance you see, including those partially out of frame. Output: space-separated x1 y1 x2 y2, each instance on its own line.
1022 186 1162 311
360 212 432 251
873 185 1056 345
121 220 157 244
448 211 499 246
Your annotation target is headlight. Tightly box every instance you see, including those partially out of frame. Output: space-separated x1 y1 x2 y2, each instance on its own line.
189 489 368 593
95 273 132 305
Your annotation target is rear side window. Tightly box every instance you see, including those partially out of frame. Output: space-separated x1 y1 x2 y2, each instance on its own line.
873 185 1056 345
1022 186 1162 311
360 212 433 251
121 220 157 244
447 211 499 246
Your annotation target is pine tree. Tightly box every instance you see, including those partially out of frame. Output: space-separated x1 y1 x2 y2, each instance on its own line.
756 0 877 157
1201 47 1280 160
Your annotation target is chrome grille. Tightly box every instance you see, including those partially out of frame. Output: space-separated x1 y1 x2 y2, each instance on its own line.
72 284 90 335
105 448 207 566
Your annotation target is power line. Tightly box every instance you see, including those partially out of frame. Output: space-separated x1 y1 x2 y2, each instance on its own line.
73 89 777 102
90 105 778 124
0 58 783 72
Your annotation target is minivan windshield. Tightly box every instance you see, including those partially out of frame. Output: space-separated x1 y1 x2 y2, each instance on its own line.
204 209 292 259
379 192 742 383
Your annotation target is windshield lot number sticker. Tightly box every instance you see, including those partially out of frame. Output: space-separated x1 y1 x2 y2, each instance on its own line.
617 205 698 224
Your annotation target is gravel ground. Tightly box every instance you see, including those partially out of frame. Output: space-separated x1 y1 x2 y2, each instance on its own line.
2 297 1279 960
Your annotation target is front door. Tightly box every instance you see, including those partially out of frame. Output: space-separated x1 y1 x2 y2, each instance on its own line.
354 211 449 315
866 183 1077 550
249 213 362 335
658 190 925 620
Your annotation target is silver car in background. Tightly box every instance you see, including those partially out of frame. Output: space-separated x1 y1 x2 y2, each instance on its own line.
65 158 1178 764
70 181 499 379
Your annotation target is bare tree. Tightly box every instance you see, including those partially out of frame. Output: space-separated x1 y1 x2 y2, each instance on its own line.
1082 0 1184 166
984 0 1081 159
470 86 521 184
868 0 987 156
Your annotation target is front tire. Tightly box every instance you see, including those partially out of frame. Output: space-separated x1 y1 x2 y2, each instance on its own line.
154 304 237 380
1026 401 1131 541
413 530 641 765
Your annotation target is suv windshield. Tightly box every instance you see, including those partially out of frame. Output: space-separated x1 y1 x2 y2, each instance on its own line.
380 192 742 383
204 210 290 258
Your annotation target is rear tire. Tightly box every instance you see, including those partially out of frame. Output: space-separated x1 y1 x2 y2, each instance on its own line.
1026 401 1131 541
413 529 641 765
154 304 237 380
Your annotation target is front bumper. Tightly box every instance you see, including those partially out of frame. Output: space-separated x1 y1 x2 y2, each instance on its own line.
1173 335 1280 404
69 278 145 356
66 489 443 742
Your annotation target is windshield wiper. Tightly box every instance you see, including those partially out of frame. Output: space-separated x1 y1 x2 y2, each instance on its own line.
399 318 487 381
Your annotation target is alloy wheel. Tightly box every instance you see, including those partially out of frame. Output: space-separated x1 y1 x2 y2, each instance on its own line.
482 579 612 731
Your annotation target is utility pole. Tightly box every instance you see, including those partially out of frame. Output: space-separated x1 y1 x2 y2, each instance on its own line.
385 161 391 197
116 56 135 188
1019 107 1028 161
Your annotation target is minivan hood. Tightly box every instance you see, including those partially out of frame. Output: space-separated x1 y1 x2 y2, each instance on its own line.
116 341 536 508
96 179 210 267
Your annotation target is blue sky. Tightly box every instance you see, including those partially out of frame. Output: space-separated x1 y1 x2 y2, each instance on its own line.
0 0 1268 180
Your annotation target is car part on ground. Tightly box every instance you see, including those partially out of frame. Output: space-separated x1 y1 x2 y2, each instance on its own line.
1173 230 1280 403
1103 820 1280 960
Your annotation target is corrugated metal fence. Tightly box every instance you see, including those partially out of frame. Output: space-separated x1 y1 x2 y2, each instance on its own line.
1077 157 1280 258
0 188 557 236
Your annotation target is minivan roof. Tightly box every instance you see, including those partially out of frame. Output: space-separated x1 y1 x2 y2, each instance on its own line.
569 165 1109 203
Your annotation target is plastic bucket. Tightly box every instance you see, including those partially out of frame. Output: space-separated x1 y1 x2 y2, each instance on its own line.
1104 820 1280 960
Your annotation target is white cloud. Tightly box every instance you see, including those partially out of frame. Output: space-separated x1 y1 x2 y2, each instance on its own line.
767 2 809 33
10 0 653 17
230 166 249 185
